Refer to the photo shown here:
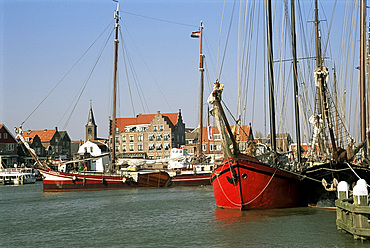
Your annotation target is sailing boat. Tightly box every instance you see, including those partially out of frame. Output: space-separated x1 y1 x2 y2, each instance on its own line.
209 0 303 210
298 0 370 206
15 2 170 192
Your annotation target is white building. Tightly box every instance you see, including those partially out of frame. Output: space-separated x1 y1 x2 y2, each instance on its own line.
77 141 109 172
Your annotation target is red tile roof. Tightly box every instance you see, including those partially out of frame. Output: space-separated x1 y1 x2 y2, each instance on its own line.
116 112 179 132
22 129 56 142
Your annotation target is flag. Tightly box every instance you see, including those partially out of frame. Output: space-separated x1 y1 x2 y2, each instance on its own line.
208 125 213 140
191 31 201 38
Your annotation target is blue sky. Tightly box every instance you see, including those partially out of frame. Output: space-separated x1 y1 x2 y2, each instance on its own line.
0 0 363 143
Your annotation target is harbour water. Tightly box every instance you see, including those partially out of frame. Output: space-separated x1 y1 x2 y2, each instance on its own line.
1 182 369 248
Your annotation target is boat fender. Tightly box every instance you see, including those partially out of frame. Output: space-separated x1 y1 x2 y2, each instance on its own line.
102 177 106 184
122 177 126 183
242 174 248 180
83 177 86 185
72 176 77 182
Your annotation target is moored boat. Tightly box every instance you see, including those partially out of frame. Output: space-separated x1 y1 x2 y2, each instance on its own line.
208 81 303 210
211 154 301 210
0 167 36 185
38 166 170 192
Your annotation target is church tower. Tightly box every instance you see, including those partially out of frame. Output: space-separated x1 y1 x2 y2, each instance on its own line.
86 101 97 141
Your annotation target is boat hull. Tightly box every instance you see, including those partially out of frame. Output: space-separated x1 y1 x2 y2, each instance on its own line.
37 167 170 192
171 173 211 186
211 154 303 210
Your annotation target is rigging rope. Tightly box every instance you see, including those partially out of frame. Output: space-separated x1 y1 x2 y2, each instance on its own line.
63 28 113 131
218 0 237 80
21 20 114 126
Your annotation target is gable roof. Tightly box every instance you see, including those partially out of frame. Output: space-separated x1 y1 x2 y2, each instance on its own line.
0 124 17 143
116 112 179 132
22 129 57 142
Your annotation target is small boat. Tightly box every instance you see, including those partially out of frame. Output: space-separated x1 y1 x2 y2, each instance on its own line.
15 2 171 192
167 148 212 186
0 168 36 185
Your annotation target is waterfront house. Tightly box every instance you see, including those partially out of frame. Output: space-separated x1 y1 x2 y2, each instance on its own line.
22 127 72 160
77 140 109 172
109 109 185 160
0 124 18 168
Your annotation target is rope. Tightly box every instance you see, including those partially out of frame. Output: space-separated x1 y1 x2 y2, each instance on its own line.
22 20 114 126
243 168 277 205
215 158 277 207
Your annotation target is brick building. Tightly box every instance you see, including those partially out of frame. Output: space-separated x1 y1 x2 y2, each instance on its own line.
109 109 185 159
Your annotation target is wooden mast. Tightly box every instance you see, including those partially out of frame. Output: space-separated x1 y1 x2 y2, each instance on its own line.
360 0 367 144
266 0 277 155
111 1 120 168
290 0 301 163
198 22 204 159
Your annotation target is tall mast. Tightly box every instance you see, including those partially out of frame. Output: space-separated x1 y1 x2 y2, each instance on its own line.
360 0 367 143
290 0 301 163
111 1 120 167
198 22 204 158
266 0 277 155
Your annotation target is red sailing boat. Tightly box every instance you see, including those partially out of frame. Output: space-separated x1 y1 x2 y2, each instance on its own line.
15 1 170 191
208 0 303 210
208 82 303 210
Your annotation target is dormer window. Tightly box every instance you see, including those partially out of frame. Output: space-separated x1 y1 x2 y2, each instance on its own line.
153 125 158 132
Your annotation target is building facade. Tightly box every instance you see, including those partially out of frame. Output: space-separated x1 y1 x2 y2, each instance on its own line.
109 110 185 160
183 125 254 157
0 124 18 168
22 127 71 160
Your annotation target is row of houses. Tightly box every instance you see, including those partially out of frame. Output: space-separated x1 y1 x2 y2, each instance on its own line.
0 106 295 168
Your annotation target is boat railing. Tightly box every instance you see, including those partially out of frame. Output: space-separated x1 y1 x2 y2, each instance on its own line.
0 168 34 174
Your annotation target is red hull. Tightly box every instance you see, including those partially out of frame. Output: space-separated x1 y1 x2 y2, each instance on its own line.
211 154 302 210
38 167 170 192
171 173 211 186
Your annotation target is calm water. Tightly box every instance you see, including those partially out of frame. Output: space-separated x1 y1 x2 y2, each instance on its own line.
1 182 369 248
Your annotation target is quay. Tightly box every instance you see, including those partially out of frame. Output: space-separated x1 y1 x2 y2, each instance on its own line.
336 179 370 240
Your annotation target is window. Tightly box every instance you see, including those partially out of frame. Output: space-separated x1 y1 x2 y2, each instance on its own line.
149 134 154 141
122 135 126 142
214 134 221 140
88 128 92 134
164 143 170 150
149 144 155 151
156 144 162 150
115 127 119 134
156 156 161 160
5 144 14 151
156 134 161 141
4 133 7 139
115 146 119 152
90 147 93 153
138 144 143 151
0 133 2 139
115 137 119 144
160 125 164 131
153 125 158 132
129 135 134 142
202 144 207 152
129 144 134 151
122 144 126 152
138 135 143 142
164 134 169 141
149 156 154 159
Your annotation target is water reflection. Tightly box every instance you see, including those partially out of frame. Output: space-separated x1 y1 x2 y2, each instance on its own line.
214 207 319 223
